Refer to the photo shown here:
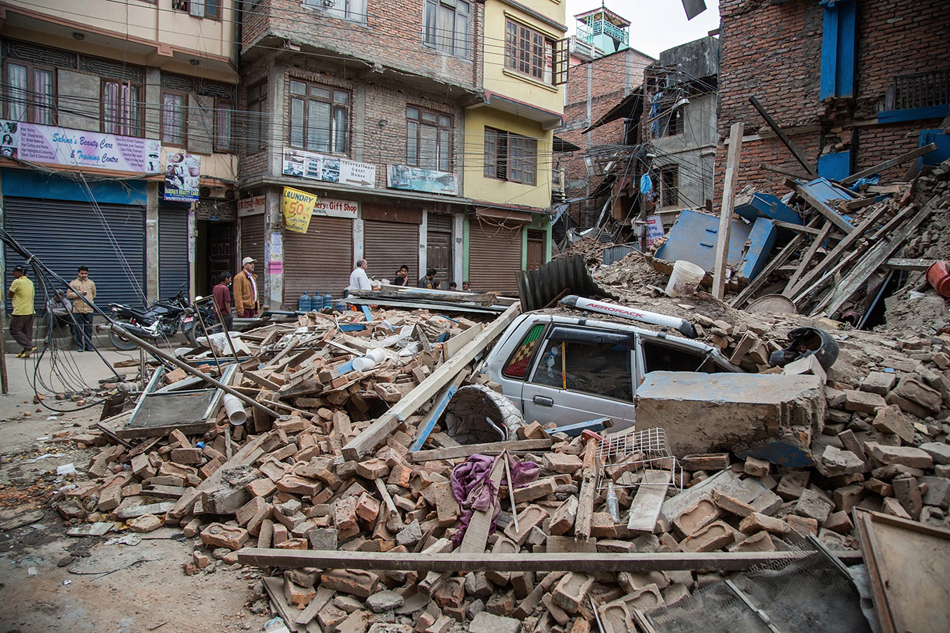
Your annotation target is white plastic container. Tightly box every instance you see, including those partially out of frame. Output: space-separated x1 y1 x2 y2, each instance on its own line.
365 348 387 363
223 394 247 425
352 357 376 372
666 260 706 297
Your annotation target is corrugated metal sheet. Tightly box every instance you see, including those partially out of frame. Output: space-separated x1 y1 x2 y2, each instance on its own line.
602 244 642 265
517 254 617 312
364 220 419 284
158 206 189 297
284 216 352 304
240 215 265 266
469 219 522 294
4 197 146 311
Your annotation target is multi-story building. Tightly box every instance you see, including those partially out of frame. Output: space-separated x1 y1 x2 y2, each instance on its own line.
459 0 566 292
0 0 239 306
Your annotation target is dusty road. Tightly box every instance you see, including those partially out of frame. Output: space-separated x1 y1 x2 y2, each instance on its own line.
0 347 271 633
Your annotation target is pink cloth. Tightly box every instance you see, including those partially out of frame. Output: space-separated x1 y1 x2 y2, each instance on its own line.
450 453 539 546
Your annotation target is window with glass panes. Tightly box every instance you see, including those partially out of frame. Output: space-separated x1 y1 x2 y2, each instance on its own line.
484 128 536 185
102 79 143 137
215 100 234 152
161 91 186 145
423 0 470 59
289 80 349 155
407 107 452 172
505 20 555 84
3 61 55 125
246 82 266 152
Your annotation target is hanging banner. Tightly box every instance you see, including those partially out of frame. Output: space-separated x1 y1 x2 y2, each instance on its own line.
282 148 376 188
0 119 162 173
387 164 458 196
645 214 665 246
164 152 201 202
282 187 318 234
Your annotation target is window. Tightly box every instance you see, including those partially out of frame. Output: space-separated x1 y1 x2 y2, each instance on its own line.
289 80 349 154
161 91 187 145
3 61 55 125
659 107 682 137
484 128 536 185
505 20 554 84
215 100 234 152
171 0 219 19
102 80 143 137
303 0 367 23
642 339 730 374
407 107 452 171
658 166 678 208
246 82 266 152
529 332 633 402
423 0 470 59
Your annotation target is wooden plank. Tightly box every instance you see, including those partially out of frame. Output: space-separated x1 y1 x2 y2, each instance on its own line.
838 196 878 213
626 470 672 533
713 122 744 300
771 220 824 235
816 200 935 317
350 288 497 306
261 577 307 633
237 549 862 573
294 585 334 626
574 440 599 540
243 370 282 392
342 302 522 461
409 370 468 452
785 178 854 235
459 453 508 553
409 438 553 463
784 203 892 300
783 221 833 295
730 232 807 309
443 323 483 360
884 258 936 271
791 244 868 307
749 96 818 178
840 143 938 185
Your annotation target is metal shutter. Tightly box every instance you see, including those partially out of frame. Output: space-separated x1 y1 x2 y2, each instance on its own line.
284 216 353 306
3 197 146 311
158 207 189 298
240 214 265 266
468 219 522 294
363 220 419 284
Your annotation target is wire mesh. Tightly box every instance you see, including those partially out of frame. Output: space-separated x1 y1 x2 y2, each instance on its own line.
596 427 682 493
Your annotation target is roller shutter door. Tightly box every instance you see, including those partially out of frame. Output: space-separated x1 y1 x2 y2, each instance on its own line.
284 216 353 306
158 207 189 298
3 198 145 311
240 214 265 266
468 219 522 294
364 220 419 285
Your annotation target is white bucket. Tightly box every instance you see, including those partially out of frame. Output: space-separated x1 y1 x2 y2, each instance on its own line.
666 260 706 298
352 357 376 372
223 394 247 425
365 348 387 363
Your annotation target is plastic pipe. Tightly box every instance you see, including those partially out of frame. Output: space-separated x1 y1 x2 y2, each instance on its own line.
223 394 247 425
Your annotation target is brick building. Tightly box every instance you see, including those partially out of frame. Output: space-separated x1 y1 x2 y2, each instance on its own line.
715 0 950 199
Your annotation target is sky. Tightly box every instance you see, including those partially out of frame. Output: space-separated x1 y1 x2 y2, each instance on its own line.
565 0 721 59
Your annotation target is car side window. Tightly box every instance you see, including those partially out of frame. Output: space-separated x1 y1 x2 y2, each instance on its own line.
501 323 546 379
641 339 729 374
529 335 633 402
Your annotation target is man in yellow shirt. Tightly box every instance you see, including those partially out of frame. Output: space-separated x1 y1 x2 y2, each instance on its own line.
7 266 35 357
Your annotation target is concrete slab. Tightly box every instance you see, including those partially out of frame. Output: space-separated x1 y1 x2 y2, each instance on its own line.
635 372 825 466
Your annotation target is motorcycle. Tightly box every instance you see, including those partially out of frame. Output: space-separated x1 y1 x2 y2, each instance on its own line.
106 286 206 351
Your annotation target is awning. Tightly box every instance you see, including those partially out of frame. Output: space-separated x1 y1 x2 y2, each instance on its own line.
475 207 534 225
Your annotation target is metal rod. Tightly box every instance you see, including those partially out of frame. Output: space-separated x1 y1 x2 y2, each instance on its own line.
191 300 222 371
98 322 282 418
504 455 519 534
204 295 240 363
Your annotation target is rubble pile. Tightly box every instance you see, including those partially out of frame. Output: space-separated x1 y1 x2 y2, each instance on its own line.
46 297 950 632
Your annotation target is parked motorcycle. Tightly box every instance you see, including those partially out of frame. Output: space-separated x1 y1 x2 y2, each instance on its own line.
106 286 204 350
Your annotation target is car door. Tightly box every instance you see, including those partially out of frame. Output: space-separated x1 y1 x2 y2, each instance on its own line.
521 325 638 430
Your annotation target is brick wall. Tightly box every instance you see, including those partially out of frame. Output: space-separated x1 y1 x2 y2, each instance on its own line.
716 0 950 201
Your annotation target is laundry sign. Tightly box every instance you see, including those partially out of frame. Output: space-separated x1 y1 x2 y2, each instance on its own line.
282 187 318 234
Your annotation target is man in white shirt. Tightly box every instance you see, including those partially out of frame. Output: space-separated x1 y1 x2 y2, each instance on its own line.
349 259 373 291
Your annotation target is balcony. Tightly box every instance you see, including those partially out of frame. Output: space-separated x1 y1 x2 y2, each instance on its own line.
576 19 629 48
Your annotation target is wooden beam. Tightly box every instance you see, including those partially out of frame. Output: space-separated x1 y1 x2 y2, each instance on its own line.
771 220 824 235
838 196 878 213
840 143 938 185
730 232 807 309
713 122 744 300
574 439 599 540
884 258 936 271
749 96 818 178
236 549 862 573
409 438 553 463
342 302 522 461
784 178 854 235
759 163 810 180
783 222 833 296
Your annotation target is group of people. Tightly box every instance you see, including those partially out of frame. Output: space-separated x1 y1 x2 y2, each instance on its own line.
7 265 97 358
5 256 263 358
349 260 470 292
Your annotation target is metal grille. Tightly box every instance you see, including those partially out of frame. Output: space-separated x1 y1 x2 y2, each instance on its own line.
596 428 681 493
2 39 78 69
363 220 419 284
158 207 189 298
199 79 236 100
646 539 873 633
162 73 198 92
78 55 144 83
284 216 353 306
468 218 522 294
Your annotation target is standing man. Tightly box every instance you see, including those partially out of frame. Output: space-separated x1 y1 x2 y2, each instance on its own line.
392 265 410 287
7 266 35 357
349 259 372 291
66 265 96 351
212 271 233 331
418 268 437 289
233 257 258 318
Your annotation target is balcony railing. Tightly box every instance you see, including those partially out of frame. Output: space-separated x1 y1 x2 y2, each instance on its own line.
576 19 629 47
883 68 950 111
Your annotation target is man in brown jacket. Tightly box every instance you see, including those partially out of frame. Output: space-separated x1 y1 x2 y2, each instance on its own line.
233 257 258 318
66 266 96 351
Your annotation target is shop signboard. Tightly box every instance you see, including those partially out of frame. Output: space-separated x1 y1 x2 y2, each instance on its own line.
387 165 458 196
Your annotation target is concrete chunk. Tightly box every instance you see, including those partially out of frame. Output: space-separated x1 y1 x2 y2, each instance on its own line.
635 373 825 464
866 443 934 469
